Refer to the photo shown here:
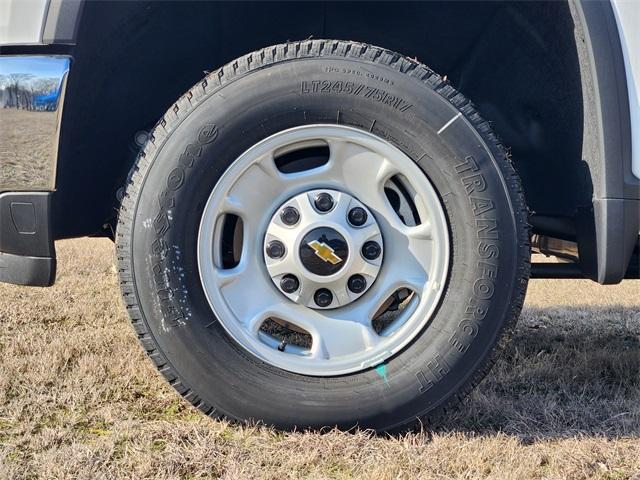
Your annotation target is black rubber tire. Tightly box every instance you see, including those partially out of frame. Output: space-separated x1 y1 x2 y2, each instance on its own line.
116 40 530 433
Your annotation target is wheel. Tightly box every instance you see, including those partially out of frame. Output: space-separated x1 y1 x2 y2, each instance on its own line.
116 40 530 432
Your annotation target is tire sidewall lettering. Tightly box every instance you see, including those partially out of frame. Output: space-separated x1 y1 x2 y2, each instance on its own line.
149 124 218 329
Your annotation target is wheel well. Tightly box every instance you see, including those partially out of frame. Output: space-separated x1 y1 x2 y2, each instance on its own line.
54 1 587 240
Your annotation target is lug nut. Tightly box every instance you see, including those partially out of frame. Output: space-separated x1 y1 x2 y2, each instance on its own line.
314 288 333 307
266 240 285 259
347 274 367 294
280 206 300 226
362 241 381 260
314 193 334 212
280 274 299 293
348 207 368 227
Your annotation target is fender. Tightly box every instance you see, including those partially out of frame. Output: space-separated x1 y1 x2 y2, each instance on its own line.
571 1 640 283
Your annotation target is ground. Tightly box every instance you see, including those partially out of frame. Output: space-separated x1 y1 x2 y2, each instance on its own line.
0 238 639 479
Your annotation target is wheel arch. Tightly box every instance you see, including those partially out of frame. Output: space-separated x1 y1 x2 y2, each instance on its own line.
570 0 639 283
38 1 637 282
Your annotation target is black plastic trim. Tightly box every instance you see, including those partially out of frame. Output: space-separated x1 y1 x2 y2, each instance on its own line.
572 1 640 283
593 198 640 283
0 192 56 286
0 253 56 287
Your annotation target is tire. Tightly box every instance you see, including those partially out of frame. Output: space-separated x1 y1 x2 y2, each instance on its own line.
116 40 530 432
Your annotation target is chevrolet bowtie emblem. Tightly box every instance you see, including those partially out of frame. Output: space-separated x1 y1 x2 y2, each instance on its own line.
307 240 343 265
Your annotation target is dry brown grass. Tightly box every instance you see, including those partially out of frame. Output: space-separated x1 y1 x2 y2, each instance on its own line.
0 238 639 479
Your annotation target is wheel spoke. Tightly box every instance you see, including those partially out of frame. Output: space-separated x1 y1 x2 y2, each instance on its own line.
327 139 399 203
406 222 433 242
224 153 289 220
213 259 277 330
214 264 245 288
312 319 380 360
254 151 282 179
220 195 246 217
380 232 429 294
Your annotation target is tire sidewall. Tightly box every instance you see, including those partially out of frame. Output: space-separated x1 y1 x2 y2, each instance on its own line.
127 54 525 431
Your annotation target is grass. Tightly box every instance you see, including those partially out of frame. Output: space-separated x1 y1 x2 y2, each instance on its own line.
0 238 639 479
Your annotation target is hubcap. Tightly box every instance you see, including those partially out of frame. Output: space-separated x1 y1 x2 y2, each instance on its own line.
264 189 383 309
300 227 348 276
198 124 450 376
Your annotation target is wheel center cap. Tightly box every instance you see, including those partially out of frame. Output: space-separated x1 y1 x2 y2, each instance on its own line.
299 227 349 276
264 189 383 309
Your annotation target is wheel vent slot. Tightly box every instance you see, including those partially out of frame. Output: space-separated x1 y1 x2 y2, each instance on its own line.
220 214 243 269
372 288 415 335
259 318 313 352
384 175 421 226
274 142 330 174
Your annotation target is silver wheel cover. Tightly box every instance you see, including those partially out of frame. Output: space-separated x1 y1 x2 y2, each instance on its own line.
198 125 450 376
